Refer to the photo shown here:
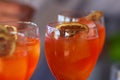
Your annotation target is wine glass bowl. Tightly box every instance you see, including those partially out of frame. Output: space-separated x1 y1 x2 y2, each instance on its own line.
0 21 40 80
45 11 105 80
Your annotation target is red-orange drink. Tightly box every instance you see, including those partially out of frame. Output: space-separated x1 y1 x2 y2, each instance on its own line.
45 22 105 80
45 11 105 80
79 18 105 54
0 38 40 80
0 37 40 80
0 21 40 80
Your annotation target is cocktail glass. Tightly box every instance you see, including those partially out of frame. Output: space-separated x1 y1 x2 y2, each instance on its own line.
0 21 40 80
45 11 105 80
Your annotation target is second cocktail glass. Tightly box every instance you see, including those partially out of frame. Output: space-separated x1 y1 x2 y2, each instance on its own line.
45 11 105 80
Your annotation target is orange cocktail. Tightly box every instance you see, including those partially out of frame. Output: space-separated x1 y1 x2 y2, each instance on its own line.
45 11 105 80
45 34 99 80
0 22 40 80
78 17 105 55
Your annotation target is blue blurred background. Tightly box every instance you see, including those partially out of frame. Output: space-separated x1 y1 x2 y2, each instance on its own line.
1 0 120 80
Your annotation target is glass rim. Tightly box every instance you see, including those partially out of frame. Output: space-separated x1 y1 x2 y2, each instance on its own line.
0 21 37 26
0 21 38 31
57 10 105 26
47 22 97 29
46 22 99 40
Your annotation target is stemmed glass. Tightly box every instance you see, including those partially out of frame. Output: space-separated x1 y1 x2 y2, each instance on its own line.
0 21 40 80
45 11 105 80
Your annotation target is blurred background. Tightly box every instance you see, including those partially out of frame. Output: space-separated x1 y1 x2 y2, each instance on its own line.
1 0 120 80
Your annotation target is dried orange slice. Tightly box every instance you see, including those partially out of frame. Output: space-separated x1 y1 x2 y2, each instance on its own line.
85 11 103 21
0 25 17 57
4 25 18 40
55 22 89 37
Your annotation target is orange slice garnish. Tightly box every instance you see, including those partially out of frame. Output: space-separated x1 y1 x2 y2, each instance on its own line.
0 25 17 57
85 11 103 21
4 25 18 40
55 22 89 37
